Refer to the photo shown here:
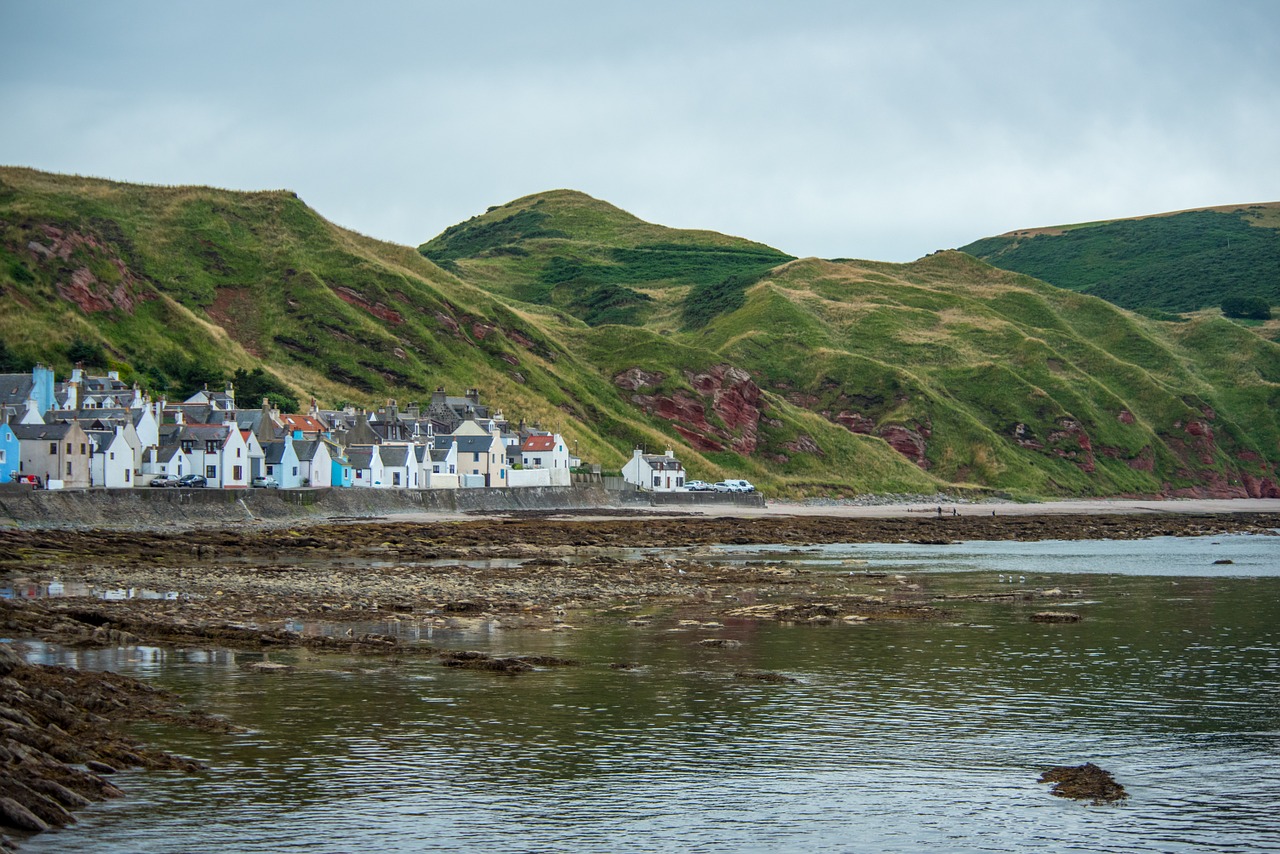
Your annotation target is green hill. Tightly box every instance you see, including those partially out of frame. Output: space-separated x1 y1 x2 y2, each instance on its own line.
960 203 1280 314
419 190 794 328
3 167 1278 498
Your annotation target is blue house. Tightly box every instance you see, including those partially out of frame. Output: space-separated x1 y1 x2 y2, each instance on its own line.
0 421 19 483
328 440 353 488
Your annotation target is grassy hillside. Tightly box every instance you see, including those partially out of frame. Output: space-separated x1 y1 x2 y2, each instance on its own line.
419 190 793 328
4 167 1278 498
960 203 1280 315
0 168 931 491
419 191 1280 498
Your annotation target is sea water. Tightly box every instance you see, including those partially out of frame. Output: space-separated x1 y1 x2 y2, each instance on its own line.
16 533 1280 852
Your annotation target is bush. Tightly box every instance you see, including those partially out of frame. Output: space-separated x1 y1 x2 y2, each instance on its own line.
1221 296 1273 320
66 338 108 367
0 339 33 372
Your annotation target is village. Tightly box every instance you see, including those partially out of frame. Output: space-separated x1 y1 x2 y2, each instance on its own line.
0 364 724 495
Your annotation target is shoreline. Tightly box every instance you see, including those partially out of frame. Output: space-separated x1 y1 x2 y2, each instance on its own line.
3 487 1279 532
2 508 1278 844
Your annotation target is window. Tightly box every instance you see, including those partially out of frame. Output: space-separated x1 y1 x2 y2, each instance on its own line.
233 465 242 480
66 443 72 454
80 443 86 455
125 470 130 482
473 452 480 462
393 472 401 486
206 465 217 478
50 442 57 455
292 466 298 477
0 450 5 464
653 475 661 487
109 452 115 461
66 461 72 476
206 440 220 453
266 465 274 475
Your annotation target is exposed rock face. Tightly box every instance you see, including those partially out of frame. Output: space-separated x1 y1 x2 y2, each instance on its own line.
616 364 764 454
614 368 665 392
24 225 154 315
1046 418 1096 473
334 286 404 325
879 425 929 468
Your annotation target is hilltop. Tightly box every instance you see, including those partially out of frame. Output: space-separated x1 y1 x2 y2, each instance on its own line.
3 166 1279 498
419 190 793 328
960 202 1280 314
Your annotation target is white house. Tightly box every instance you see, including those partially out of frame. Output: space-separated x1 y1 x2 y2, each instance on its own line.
348 445 385 488
378 443 418 489
420 445 459 489
622 448 686 492
88 426 137 488
147 443 192 480
262 439 303 488
520 433 572 486
295 439 334 487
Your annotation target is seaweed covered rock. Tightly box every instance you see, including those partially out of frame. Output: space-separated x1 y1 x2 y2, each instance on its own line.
1039 762 1128 804
0 642 225 843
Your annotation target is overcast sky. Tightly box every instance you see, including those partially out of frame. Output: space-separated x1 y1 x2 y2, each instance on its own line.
2 1 1277 262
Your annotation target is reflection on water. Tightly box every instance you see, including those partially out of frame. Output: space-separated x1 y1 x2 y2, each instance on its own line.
14 535 1280 853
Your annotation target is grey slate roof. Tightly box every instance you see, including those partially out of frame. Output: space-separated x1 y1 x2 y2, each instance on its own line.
453 435 494 456
346 446 375 469
0 374 35 408
379 445 410 467
263 441 290 466
11 423 74 441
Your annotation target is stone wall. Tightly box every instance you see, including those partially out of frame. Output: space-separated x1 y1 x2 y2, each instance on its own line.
0 483 762 528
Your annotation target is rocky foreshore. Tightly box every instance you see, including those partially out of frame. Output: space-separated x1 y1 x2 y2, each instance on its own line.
0 642 234 852
0 510 1276 844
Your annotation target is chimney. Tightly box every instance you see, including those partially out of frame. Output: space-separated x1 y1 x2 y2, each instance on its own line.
665 448 674 458
465 388 480 405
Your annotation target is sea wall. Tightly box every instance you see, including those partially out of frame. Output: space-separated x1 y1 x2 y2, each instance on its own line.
0 484 765 528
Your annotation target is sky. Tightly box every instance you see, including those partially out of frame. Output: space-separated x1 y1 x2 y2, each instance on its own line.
2 1 1278 262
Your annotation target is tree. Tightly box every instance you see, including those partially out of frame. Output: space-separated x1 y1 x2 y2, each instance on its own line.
0 339 33 372
1221 296 1273 320
66 339 108 367
231 367 299 413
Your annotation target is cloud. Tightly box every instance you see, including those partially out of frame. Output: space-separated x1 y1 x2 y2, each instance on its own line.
2 1 1278 261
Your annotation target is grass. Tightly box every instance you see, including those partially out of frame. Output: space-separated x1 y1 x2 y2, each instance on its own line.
961 207 1280 313
5 166 1279 497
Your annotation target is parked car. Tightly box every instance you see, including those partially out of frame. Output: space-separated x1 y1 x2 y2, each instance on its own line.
251 475 279 489
14 474 41 487
683 480 714 492
177 474 208 488
714 479 756 493
149 474 180 488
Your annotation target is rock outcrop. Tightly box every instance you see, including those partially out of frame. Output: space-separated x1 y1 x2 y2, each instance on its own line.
617 364 764 454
